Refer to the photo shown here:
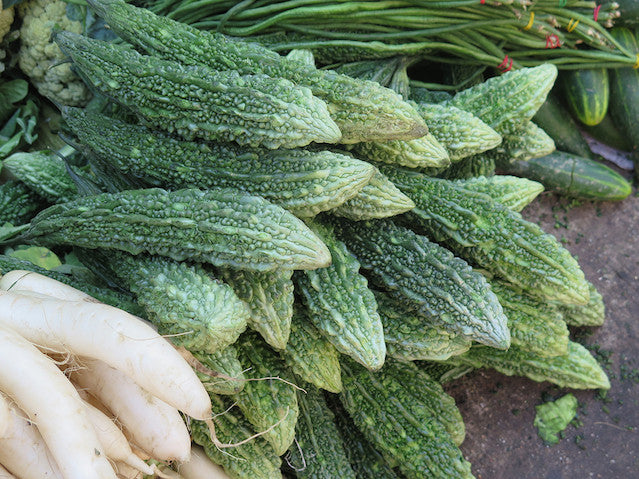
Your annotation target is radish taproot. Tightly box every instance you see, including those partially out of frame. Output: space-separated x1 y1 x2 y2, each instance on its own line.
176 445 232 479
0 464 16 479
0 393 62 479
70 358 192 463
0 289 212 420
0 270 97 302
0 326 115 478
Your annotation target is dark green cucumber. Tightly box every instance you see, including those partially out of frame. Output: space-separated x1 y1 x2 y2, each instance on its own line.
560 68 609 126
499 151 631 201
533 93 593 158
608 27 639 172
581 113 633 152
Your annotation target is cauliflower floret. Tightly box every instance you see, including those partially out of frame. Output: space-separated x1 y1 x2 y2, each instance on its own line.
1 6 15 73
17 0 91 106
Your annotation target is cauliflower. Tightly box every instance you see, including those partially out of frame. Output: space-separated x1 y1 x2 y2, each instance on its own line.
17 0 91 106
0 6 15 73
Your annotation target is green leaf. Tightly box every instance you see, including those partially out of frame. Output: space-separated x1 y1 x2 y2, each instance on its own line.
9 246 63 271
534 394 578 445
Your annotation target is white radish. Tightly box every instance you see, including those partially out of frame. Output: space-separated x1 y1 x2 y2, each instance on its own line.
0 320 121 478
0 393 62 479
0 463 17 479
0 391 10 437
176 445 232 479
112 462 143 479
81 399 155 476
71 358 191 462
0 289 212 420
0 271 95 302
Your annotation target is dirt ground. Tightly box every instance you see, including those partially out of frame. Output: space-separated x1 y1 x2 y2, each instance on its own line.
445 187 639 478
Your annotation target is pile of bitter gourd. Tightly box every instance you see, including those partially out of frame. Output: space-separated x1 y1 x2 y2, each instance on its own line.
0 0 611 477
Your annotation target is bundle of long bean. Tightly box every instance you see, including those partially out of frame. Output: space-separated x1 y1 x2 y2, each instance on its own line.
142 0 637 69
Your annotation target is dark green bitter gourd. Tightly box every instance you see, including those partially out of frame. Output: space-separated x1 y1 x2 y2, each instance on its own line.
339 357 474 479
295 220 386 370
54 31 341 149
14 188 331 272
84 250 250 354
63 108 375 218
330 169 415 221
330 217 510 350
374 290 471 362
490 280 569 357
234 332 299 456
191 394 283 479
0 180 47 226
282 304 343 393
327 394 401 479
191 346 246 396
382 167 590 305
455 176 544 212
285 381 357 479
451 341 610 390
217 268 294 350
86 0 428 143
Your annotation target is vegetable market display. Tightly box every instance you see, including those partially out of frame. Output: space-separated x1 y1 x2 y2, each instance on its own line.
0 0 632 477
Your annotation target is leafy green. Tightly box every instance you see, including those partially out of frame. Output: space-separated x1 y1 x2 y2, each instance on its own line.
0 98 38 159
534 394 578 445
0 79 28 123
6 246 62 270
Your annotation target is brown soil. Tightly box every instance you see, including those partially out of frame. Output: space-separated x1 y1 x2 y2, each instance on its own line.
446 190 639 478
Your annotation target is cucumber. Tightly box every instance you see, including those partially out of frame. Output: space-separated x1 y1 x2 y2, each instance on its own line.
581 113 634 152
559 68 609 126
608 27 639 173
533 93 593 158
498 151 631 201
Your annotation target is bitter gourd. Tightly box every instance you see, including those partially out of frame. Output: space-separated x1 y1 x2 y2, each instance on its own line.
191 394 283 479
234 332 299 456
55 31 341 149
0 180 46 225
437 154 496 180
15 188 331 272
83 250 250 354
374 290 472 361
349 134 450 169
191 346 245 396
383 168 590 305
63 108 375 218
330 169 415 220
0 254 143 315
490 280 569 357
295 220 385 370
286 382 357 479
418 362 475 384
455 176 544 212
339 357 473 478
330 218 510 349
554 281 605 327
87 0 428 143
282 305 343 393
415 102 502 162
489 122 556 164
327 395 401 479
217 268 294 350
3 151 78 203
446 64 557 135
452 341 610 390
